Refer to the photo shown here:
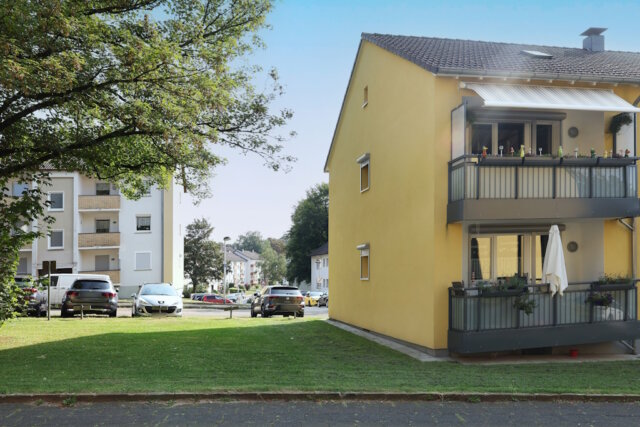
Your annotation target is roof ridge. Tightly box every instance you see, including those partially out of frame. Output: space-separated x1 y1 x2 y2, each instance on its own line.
361 32 640 56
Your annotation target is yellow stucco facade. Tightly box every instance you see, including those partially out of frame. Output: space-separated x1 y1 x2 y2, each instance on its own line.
326 40 640 353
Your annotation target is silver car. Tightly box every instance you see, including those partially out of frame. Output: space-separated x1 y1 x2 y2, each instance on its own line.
132 283 183 317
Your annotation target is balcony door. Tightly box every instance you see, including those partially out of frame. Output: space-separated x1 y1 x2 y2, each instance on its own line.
469 232 549 284
95 255 110 271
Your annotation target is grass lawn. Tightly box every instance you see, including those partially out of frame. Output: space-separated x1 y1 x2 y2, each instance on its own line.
1 317 640 394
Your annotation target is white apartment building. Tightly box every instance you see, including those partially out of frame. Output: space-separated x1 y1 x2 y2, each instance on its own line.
14 171 184 297
310 242 328 291
218 249 262 290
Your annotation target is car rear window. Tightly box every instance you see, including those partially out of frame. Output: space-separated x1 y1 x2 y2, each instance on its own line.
72 280 111 290
271 288 302 296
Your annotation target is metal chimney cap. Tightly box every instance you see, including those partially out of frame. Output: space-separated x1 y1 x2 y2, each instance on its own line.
580 27 607 36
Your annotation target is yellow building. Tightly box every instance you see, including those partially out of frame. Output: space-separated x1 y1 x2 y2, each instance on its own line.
325 29 640 355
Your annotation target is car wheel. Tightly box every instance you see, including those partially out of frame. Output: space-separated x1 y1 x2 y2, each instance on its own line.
250 306 257 318
109 309 117 318
61 309 71 318
298 311 304 318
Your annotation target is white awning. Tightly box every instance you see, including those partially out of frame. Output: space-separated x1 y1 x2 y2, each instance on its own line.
462 82 640 112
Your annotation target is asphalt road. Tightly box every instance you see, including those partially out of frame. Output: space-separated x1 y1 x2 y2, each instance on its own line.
47 306 329 319
2 400 640 426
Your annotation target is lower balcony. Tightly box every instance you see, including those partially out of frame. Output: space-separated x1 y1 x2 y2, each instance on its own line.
448 156 640 222
78 269 120 284
448 281 640 354
78 232 120 249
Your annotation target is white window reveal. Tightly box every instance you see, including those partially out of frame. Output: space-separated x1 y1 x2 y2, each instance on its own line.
48 230 64 249
48 192 64 211
357 243 370 280
356 153 370 193
136 215 151 232
135 252 152 271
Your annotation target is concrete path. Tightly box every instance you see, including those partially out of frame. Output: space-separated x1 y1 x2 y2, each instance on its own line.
326 319 446 362
2 401 640 426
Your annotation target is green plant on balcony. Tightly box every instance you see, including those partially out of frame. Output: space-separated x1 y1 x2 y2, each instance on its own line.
586 292 614 307
595 274 632 285
609 113 633 135
513 295 537 315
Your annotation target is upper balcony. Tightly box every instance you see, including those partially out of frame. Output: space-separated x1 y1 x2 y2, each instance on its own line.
448 155 639 222
78 195 120 211
448 82 640 223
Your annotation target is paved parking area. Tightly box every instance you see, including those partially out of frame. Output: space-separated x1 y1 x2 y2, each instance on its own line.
46 306 329 319
2 400 640 426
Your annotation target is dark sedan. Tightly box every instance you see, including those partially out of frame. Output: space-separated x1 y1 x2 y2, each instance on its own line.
317 292 329 308
61 279 118 317
251 286 304 318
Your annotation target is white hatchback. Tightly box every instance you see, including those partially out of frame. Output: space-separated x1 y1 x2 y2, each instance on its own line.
132 283 183 317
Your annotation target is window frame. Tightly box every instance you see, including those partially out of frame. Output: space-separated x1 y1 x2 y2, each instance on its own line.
357 153 371 193
12 182 29 197
362 85 368 108
48 229 64 250
136 215 151 232
95 182 111 196
357 243 370 281
17 257 28 275
467 118 560 156
95 219 111 234
134 251 152 271
47 191 64 212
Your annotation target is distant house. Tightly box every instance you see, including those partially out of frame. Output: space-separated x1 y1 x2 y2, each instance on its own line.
216 249 263 290
310 243 329 292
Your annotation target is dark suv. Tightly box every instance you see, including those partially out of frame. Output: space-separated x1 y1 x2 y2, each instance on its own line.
251 286 304 318
61 279 118 317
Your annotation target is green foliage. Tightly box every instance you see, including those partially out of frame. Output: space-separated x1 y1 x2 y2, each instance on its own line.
184 218 223 293
286 183 328 283
260 240 286 285
234 231 264 253
609 113 633 134
596 274 631 285
0 0 294 318
267 237 287 255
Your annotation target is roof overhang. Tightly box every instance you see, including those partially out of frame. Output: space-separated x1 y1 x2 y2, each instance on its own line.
461 82 640 113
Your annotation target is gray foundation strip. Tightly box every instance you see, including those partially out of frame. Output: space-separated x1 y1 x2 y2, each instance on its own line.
1 392 640 404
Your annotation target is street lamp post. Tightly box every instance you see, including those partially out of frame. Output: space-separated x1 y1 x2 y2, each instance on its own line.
223 236 230 305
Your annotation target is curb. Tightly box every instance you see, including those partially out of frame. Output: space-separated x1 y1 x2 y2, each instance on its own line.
1 392 639 404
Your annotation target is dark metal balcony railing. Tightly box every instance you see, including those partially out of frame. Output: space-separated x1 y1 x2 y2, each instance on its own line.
447 281 640 354
449 155 637 202
449 282 637 333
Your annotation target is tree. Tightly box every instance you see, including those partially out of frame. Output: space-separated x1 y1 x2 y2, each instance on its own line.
184 218 223 293
260 241 286 285
267 237 287 255
235 231 264 253
286 183 328 284
0 0 293 320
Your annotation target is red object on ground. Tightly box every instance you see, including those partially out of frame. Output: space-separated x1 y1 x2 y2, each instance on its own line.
569 349 578 358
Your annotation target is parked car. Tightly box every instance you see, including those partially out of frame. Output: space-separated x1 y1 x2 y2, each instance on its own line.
14 277 47 317
48 273 112 306
132 283 183 317
61 278 118 318
251 286 304 318
317 292 329 308
226 292 245 303
191 293 205 301
202 294 232 304
304 291 324 307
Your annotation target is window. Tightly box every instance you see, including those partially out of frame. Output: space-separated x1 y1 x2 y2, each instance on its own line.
48 230 64 249
363 85 368 108
48 192 64 211
95 219 110 234
136 215 151 231
471 124 492 155
469 232 549 284
357 243 370 280
536 124 552 155
96 183 110 196
12 182 29 196
498 123 524 155
17 257 28 275
135 252 152 270
357 153 370 192
95 255 110 271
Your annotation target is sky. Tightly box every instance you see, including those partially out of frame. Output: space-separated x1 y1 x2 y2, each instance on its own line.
180 0 640 243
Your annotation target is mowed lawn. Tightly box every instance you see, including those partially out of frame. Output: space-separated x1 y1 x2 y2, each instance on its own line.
1 317 640 394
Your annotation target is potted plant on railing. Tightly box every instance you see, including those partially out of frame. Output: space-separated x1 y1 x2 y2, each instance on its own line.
586 292 614 307
479 275 527 297
593 274 633 288
513 293 537 315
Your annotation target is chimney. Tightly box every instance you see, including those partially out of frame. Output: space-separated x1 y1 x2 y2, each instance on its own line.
581 27 607 52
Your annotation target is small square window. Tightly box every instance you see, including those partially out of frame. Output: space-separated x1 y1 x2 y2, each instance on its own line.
12 182 29 197
135 252 151 270
49 230 64 249
96 183 110 196
48 192 64 211
136 216 151 231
